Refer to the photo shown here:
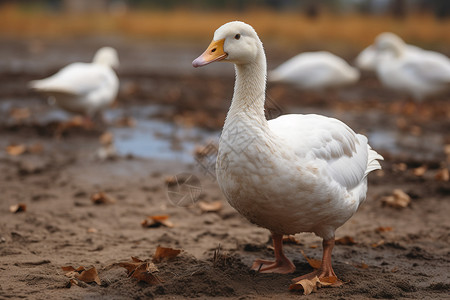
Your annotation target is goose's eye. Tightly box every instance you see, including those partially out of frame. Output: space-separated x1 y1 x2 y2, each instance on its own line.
234 34 241 40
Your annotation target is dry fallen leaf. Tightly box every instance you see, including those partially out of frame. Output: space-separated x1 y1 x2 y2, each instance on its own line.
289 276 320 295
393 163 407 172
10 203 26 213
300 249 321 269
27 143 43 154
289 276 340 295
141 215 174 228
9 107 30 120
376 226 393 233
410 125 422 136
152 246 182 263
6 144 27 156
91 192 116 205
412 165 427 177
371 239 385 248
119 257 161 285
354 262 369 269
87 228 98 233
435 168 449 182
282 235 301 244
198 201 222 213
62 266 101 285
380 189 411 209
335 236 356 246
99 132 114 145
115 116 136 128
77 267 101 285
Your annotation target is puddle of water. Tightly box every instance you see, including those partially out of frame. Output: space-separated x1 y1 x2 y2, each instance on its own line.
102 106 219 162
111 117 218 163
368 129 443 161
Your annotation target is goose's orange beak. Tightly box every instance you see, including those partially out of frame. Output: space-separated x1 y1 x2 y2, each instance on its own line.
192 39 227 68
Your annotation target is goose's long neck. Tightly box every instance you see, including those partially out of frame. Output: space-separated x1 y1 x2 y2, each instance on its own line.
225 51 268 128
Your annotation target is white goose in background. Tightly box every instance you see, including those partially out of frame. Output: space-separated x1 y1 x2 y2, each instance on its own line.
355 32 449 72
371 33 450 100
193 21 382 284
29 47 119 119
268 51 360 91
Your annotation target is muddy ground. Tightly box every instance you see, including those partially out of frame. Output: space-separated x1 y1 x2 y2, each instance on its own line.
0 37 449 299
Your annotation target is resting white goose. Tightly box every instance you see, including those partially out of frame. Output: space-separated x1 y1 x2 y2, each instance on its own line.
269 51 360 90
373 33 450 100
29 47 119 117
193 21 383 284
355 32 449 72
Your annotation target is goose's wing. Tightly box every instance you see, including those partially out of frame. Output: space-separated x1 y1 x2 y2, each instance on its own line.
29 63 113 96
401 55 450 84
268 114 379 190
355 45 377 71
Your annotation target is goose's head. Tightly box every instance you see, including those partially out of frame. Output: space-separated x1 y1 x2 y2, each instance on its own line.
193 21 263 67
374 32 405 58
93 47 120 68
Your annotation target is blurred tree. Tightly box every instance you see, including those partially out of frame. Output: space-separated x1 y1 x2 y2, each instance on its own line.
62 0 108 14
389 0 407 18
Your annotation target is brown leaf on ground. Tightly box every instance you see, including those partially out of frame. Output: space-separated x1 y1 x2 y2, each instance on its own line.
99 132 114 145
392 163 407 172
410 125 422 136
10 203 26 213
115 116 136 128
435 168 449 182
300 249 321 269
380 189 411 209
371 239 385 248
376 226 393 233
354 262 369 269
62 266 101 285
335 236 356 245
412 165 427 177
152 246 182 263
141 215 174 228
290 275 343 294
91 192 116 205
119 257 161 285
27 143 43 154
76 267 101 285
198 200 222 213
9 107 30 120
282 235 301 244
6 144 27 156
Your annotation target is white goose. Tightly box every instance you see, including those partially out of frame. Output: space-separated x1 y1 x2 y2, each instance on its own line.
269 51 360 90
355 32 449 72
193 21 383 283
29 47 120 117
363 33 450 100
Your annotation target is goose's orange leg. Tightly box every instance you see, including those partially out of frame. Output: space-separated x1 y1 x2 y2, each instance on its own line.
251 232 296 274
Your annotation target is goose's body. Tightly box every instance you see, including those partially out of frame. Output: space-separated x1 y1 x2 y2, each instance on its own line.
355 36 449 73
30 47 119 116
371 33 450 100
193 21 382 283
269 52 360 90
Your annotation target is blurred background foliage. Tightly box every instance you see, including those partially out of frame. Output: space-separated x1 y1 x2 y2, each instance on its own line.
0 0 449 49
